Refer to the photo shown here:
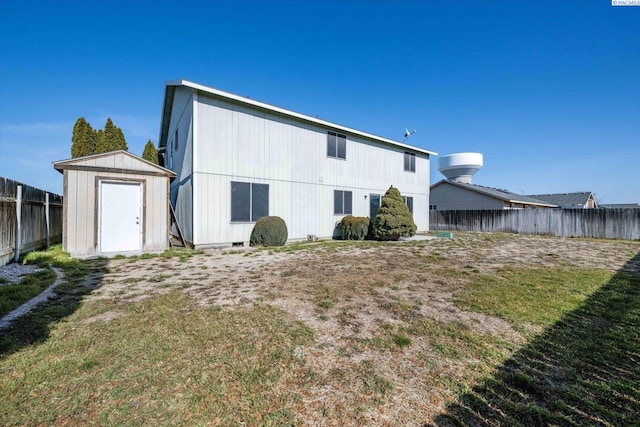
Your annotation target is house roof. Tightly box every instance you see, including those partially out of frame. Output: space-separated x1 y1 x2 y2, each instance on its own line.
158 79 437 157
600 203 640 208
54 150 176 179
431 179 557 207
525 192 595 207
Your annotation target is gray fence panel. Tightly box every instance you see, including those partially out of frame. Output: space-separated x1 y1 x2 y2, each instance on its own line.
0 177 63 265
430 208 640 240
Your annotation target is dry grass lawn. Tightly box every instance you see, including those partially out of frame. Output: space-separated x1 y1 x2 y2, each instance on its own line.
1 232 638 426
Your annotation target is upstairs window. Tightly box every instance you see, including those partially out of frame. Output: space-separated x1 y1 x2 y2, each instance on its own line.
231 181 269 222
334 190 352 215
404 152 416 172
327 131 346 159
174 128 179 152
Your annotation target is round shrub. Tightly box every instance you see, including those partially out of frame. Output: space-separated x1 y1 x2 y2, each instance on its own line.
250 216 288 247
339 215 370 240
372 186 417 241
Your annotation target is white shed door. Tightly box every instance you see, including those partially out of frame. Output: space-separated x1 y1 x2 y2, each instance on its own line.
100 181 142 253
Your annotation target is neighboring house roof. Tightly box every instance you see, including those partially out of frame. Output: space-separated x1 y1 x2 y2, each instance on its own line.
54 150 176 179
431 179 557 207
600 203 640 209
525 192 596 208
158 79 437 157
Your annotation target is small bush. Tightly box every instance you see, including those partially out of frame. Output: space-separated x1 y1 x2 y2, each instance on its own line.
372 186 417 241
250 216 288 247
340 215 370 240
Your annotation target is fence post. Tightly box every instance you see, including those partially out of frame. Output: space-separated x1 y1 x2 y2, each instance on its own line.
45 192 50 248
14 185 22 262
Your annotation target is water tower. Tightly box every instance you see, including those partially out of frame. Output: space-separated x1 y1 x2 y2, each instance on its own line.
438 152 483 184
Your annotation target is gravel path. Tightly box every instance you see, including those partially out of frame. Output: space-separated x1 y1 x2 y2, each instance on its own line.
0 263 44 285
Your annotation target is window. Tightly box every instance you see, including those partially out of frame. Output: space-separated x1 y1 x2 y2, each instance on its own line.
334 190 352 215
369 194 381 220
231 181 269 222
404 152 416 172
174 128 179 152
403 196 414 214
327 131 346 159
429 204 437 211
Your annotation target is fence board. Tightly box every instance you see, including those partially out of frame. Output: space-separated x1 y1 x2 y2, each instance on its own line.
430 209 640 240
0 177 63 265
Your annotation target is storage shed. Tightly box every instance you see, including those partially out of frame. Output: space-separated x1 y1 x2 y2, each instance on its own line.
53 151 176 258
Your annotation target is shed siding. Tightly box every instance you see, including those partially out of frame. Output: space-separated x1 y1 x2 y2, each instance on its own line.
430 183 505 210
61 164 171 257
188 93 430 246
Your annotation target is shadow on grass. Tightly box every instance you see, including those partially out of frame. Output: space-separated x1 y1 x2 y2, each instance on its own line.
0 250 108 359
430 251 640 426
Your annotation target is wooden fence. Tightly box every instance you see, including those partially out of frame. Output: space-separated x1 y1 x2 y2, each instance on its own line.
0 177 63 266
430 208 640 241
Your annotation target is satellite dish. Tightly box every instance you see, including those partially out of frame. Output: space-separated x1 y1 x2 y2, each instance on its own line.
403 128 416 142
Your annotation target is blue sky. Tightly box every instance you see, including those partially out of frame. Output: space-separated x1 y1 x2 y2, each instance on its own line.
1 0 638 203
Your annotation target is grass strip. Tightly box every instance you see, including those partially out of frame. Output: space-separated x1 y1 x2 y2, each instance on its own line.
0 269 57 317
440 268 640 425
455 267 615 330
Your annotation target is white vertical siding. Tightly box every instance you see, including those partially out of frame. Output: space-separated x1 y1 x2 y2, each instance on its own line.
188 93 431 246
59 153 173 257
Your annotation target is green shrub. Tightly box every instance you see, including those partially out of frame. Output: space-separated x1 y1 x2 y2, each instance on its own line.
372 186 417 241
250 216 288 247
339 215 370 240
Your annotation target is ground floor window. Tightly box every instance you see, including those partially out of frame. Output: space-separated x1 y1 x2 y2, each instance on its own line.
231 181 269 222
334 190 352 215
403 196 414 214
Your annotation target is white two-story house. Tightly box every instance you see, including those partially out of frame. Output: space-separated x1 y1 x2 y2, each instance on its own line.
158 79 436 247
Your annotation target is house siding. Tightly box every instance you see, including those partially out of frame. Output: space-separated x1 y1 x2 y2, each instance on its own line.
169 88 431 246
430 182 506 210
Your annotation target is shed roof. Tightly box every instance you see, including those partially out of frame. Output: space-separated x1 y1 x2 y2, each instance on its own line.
158 79 437 157
431 179 557 207
525 192 595 207
54 150 176 179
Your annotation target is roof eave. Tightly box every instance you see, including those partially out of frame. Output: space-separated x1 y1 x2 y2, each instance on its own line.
158 79 437 157
53 150 176 178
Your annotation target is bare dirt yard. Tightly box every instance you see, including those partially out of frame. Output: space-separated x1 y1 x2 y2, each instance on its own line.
80 232 639 425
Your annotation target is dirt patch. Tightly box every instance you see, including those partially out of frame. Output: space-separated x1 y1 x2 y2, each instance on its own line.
84 232 639 425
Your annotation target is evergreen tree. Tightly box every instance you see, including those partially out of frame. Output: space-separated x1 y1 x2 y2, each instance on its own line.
96 118 117 153
372 186 417 241
94 118 127 153
95 128 105 152
70 117 96 158
114 124 128 151
142 140 159 164
70 116 129 157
